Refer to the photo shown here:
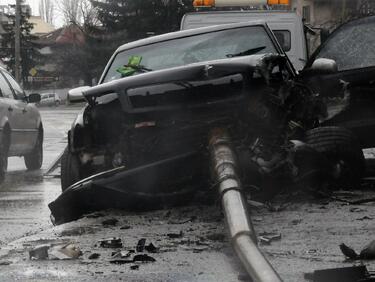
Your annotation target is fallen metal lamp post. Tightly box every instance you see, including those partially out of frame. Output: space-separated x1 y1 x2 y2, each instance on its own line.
209 128 282 282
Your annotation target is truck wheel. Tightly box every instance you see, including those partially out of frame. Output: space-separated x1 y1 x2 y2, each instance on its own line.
305 126 365 188
61 147 82 191
24 130 43 170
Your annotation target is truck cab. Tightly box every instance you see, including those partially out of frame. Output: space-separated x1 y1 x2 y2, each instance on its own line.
181 11 307 71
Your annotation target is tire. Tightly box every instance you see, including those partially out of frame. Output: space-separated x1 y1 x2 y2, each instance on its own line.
24 129 43 170
305 126 365 188
61 147 82 191
0 130 9 183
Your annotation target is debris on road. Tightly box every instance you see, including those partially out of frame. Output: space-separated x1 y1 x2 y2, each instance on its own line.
356 216 372 221
0 261 12 266
99 238 123 248
304 265 372 282
88 253 100 260
130 265 139 270
102 218 119 227
339 243 359 259
167 231 184 239
144 243 159 253
360 240 375 260
110 259 134 264
112 250 133 259
110 254 156 264
49 243 82 260
136 238 146 252
340 240 375 260
259 232 282 245
29 244 50 260
133 254 156 263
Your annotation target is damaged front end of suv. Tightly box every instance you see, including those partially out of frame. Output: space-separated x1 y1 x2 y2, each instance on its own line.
51 22 364 223
52 52 331 222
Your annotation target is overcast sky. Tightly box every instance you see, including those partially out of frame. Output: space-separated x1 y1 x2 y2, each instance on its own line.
0 0 64 27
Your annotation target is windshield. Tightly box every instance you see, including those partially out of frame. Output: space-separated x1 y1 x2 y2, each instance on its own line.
102 26 277 83
315 18 375 71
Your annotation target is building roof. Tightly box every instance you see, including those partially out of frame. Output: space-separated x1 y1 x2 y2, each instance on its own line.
34 25 85 46
29 16 55 35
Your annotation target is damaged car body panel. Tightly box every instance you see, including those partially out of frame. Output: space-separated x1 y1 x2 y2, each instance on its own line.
302 16 375 148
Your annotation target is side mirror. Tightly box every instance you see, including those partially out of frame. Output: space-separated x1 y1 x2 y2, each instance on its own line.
67 86 90 104
310 58 338 74
27 93 41 103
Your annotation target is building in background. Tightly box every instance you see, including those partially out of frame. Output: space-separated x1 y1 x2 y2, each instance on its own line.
29 16 55 36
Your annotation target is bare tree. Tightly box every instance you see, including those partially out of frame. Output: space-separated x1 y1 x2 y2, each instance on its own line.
57 0 82 24
39 0 54 25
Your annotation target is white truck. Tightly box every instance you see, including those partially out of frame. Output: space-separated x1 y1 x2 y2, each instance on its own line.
181 5 308 71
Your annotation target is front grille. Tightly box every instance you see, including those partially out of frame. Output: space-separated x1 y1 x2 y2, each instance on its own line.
127 76 244 109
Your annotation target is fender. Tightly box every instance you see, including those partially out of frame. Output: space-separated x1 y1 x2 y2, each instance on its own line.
68 111 85 153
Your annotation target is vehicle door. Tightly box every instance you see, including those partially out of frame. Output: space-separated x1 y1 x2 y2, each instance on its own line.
301 16 375 148
2 71 39 153
0 71 23 154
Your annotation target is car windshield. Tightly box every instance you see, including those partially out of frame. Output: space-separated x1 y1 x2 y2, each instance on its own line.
315 17 375 71
102 26 277 83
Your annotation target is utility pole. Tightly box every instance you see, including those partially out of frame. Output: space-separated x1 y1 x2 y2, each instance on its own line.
15 0 21 83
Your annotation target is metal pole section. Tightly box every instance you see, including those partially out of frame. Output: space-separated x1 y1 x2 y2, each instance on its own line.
209 128 282 282
15 0 21 82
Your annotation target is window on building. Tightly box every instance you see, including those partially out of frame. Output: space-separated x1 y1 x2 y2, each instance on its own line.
303 5 311 23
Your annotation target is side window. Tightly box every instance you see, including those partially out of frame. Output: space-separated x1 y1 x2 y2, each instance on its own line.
273 30 291 52
2 71 25 100
0 72 14 99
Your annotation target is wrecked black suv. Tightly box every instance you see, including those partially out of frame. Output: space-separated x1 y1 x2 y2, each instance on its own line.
60 21 365 197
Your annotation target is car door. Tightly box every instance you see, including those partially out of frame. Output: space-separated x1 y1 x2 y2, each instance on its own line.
302 16 375 148
0 71 23 155
1 71 39 154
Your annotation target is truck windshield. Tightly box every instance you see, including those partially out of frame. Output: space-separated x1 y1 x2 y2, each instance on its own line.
102 26 277 83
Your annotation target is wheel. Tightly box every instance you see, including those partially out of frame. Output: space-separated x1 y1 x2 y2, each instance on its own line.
0 128 10 183
24 129 43 170
61 147 82 191
305 126 365 188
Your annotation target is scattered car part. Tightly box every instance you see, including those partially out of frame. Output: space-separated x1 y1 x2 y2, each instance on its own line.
339 243 359 260
360 240 375 260
304 265 373 282
50 152 204 224
133 254 156 263
88 253 100 260
99 237 123 248
29 244 50 260
136 238 146 252
49 244 82 260
209 128 282 282
145 243 159 253
340 240 375 260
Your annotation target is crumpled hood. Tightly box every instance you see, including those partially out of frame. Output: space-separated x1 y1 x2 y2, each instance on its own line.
83 53 287 103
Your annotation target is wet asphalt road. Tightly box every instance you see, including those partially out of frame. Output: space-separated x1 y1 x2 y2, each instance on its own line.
0 106 80 247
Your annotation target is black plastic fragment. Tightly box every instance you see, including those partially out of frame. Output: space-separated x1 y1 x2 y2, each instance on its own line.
305 266 370 282
136 238 146 252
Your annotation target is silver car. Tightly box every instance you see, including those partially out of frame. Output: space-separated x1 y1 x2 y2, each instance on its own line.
38 93 61 107
0 67 43 182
